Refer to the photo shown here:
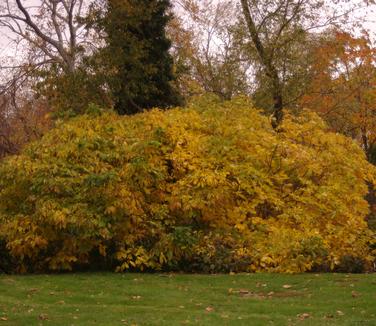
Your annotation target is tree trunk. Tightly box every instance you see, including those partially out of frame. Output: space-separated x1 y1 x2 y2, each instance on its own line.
240 0 284 128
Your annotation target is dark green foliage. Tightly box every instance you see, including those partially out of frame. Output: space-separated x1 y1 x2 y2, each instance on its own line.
335 256 367 274
369 144 376 166
100 0 181 115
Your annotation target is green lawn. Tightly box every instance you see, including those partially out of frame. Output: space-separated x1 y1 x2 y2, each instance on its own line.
0 273 375 325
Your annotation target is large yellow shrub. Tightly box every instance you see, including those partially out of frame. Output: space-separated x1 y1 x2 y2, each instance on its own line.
0 97 375 273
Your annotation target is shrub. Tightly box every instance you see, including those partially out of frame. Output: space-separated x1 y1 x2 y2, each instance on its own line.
0 96 375 273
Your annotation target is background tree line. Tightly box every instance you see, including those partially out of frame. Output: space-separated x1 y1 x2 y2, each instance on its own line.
0 0 375 162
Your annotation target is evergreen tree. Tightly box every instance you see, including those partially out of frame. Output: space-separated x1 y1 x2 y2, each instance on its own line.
102 0 181 115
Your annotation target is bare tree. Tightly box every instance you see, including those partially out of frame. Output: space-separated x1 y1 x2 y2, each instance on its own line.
0 0 91 74
0 0 97 103
172 0 252 100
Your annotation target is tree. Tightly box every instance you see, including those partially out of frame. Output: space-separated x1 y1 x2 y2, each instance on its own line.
0 0 92 84
97 0 181 115
0 0 108 115
300 31 376 234
239 0 372 128
301 31 376 162
170 0 252 101
0 81 51 159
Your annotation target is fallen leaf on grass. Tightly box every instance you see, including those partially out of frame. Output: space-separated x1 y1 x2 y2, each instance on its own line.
0 317 8 321
336 310 345 316
38 314 49 320
131 296 142 300
205 306 214 313
351 291 361 298
297 313 311 320
256 283 267 288
282 284 292 289
27 288 39 296
239 289 250 295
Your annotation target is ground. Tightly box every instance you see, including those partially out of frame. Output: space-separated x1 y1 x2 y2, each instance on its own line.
0 273 375 325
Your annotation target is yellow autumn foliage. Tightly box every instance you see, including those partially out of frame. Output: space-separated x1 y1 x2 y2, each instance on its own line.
0 96 375 273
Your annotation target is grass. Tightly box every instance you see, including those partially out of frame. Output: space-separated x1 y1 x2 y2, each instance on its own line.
0 273 375 325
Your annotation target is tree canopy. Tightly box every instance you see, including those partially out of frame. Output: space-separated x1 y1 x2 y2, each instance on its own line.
96 0 181 115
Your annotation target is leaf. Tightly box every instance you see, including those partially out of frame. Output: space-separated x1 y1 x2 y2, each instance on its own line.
38 314 49 320
297 313 311 320
205 306 214 313
351 291 361 298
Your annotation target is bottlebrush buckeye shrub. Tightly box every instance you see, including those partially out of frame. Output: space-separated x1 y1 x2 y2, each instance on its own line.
0 96 375 273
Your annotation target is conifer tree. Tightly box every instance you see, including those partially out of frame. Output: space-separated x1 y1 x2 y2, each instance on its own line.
102 0 181 115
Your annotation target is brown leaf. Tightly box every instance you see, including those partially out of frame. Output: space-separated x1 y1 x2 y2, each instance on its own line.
0 317 8 321
205 306 214 313
27 288 39 295
297 313 311 320
283 284 292 289
239 289 250 295
351 291 361 298
336 310 345 316
38 314 49 320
